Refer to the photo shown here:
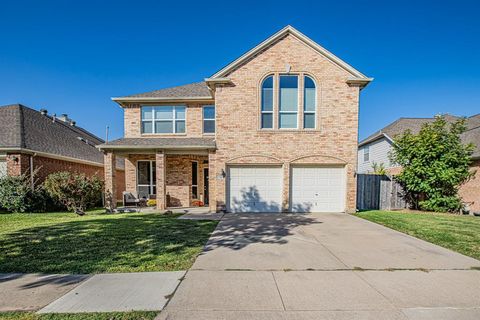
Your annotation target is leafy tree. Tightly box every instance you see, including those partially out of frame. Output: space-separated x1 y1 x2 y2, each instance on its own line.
44 172 103 215
389 115 475 212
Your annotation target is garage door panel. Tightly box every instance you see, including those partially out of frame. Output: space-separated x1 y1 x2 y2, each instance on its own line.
228 166 283 213
291 166 346 213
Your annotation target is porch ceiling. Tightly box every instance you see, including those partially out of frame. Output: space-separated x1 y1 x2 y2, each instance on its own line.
97 137 216 151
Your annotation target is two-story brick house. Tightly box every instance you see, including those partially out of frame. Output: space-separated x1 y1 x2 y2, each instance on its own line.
98 26 372 213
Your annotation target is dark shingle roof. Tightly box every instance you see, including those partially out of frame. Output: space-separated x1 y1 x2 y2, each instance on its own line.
462 126 480 159
0 104 124 168
99 137 216 149
120 82 212 99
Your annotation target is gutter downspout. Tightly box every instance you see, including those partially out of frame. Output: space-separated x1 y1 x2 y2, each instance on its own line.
30 153 36 190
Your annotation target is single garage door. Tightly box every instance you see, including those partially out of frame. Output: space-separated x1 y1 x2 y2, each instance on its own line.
228 166 282 213
291 166 346 213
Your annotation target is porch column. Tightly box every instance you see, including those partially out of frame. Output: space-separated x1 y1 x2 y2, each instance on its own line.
104 152 117 209
156 151 166 210
282 162 290 212
208 150 217 212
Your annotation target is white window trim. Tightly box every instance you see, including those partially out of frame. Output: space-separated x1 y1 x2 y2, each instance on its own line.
202 105 216 135
141 105 186 135
278 74 299 130
137 160 156 197
303 75 317 129
191 161 199 199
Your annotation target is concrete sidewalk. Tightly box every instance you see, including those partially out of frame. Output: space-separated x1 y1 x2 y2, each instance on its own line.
39 271 185 313
158 213 480 320
0 273 89 312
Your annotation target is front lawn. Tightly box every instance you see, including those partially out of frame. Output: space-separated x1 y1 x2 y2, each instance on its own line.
0 311 157 320
356 210 480 260
0 210 217 273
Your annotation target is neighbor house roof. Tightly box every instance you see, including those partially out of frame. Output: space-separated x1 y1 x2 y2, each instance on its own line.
359 114 480 159
0 104 124 168
97 137 216 150
462 126 480 159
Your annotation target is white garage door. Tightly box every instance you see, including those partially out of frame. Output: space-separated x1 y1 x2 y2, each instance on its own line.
291 166 346 213
228 166 282 213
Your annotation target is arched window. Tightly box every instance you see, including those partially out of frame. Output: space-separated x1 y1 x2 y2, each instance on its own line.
303 76 316 129
261 76 274 129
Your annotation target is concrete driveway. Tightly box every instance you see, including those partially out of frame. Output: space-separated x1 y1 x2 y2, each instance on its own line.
159 213 480 320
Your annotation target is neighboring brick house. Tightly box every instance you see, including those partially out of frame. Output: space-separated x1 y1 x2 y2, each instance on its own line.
0 104 125 199
98 26 372 213
358 114 480 212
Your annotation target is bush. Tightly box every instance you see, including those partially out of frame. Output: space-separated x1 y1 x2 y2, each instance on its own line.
0 173 50 213
389 115 475 212
44 172 103 214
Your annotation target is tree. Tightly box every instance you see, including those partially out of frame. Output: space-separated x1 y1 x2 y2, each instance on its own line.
44 172 103 215
389 115 475 212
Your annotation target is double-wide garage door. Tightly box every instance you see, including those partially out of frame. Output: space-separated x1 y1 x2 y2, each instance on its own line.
227 166 345 213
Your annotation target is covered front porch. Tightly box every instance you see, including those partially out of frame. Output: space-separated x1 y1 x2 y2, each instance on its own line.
99 138 216 212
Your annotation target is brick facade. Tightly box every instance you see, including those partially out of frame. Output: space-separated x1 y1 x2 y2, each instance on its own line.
459 159 480 213
6 152 125 200
108 32 364 213
211 34 360 212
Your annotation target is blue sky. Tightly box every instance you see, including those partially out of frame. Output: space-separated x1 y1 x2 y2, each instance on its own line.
1 0 479 141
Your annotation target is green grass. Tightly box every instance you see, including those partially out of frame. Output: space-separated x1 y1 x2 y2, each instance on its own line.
356 210 480 260
0 311 157 320
0 210 218 273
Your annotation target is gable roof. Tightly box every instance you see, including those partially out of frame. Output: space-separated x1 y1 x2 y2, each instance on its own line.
0 104 124 168
112 81 213 102
359 114 480 159
209 25 372 84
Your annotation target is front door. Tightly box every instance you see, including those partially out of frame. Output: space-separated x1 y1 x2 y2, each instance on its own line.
203 168 209 205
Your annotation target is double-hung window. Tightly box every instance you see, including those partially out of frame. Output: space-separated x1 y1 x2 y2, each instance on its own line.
279 75 299 129
364 146 370 162
203 105 215 134
261 76 274 129
303 76 316 129
141 106 186 134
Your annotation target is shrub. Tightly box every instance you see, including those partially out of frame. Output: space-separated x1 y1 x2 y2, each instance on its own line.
371 162 387 175
389 115 475 212
44 172 103 214
0 173 50 213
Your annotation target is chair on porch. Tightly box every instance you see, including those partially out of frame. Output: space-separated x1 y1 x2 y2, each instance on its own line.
123 192 147 207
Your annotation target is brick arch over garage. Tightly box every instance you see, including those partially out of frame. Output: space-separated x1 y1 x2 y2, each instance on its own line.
289 154 349 165
225 154 284 165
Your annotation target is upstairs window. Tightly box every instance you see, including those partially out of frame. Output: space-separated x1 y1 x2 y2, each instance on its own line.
303 76 316 129
364 146 370 162
279 75 298 129
261 76 274 129
141 106 186 134
203 105 215 134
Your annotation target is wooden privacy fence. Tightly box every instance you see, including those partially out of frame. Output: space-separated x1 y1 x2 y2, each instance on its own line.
356 174 407 210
